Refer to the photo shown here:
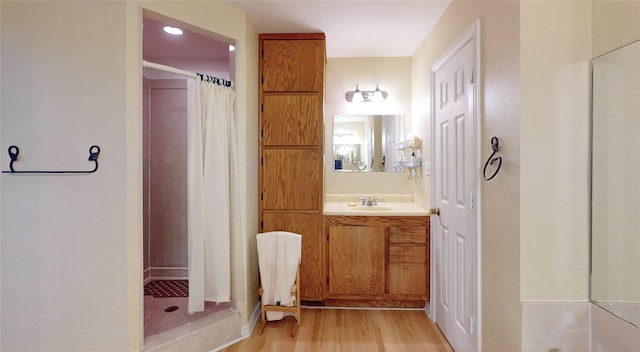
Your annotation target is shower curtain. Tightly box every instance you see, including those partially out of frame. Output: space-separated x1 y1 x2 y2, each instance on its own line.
187 77 238 314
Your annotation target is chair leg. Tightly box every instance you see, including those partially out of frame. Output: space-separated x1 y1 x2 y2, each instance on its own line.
290 319 298 337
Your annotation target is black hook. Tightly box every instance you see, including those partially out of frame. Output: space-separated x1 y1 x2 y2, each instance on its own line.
482 136 502 181
88 145 100 161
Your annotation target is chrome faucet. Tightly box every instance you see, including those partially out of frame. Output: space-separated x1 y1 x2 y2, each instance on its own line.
359 196 381 206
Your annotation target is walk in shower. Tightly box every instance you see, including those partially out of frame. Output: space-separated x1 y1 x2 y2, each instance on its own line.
141 15 234 343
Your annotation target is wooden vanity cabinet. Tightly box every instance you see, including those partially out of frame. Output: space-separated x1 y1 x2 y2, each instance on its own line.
325 216 430 306
259 34 325 301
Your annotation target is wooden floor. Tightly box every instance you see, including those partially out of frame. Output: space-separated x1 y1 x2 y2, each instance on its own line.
221 308 454 352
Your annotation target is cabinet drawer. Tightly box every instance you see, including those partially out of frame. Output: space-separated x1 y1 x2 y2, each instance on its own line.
389 246 425 263
389 227 427 244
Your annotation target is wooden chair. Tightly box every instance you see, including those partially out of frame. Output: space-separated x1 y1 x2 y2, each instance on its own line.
256 231 301 337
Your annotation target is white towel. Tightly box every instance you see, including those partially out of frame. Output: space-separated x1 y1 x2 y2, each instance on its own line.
256 231 302 321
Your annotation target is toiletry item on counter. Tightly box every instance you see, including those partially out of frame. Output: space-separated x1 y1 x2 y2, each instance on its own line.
413 136 422 148
410 152 422 168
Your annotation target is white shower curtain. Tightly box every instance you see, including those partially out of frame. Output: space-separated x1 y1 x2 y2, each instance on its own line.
187 77 238 314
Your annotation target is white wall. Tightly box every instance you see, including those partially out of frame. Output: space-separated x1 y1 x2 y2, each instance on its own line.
520 1 592 349
412 1 521 350
521 0 592 302
1 2 130 350
591 40 640 304
0 0 3 342
324 57 415 196
1 1 259 351
589 1 640 350
519 0 640 349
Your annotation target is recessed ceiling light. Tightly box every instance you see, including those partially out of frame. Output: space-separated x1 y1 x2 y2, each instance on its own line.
229 44 236 52
163 26 183 35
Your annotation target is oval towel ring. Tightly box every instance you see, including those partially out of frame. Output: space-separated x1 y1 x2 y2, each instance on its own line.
482 136 502 181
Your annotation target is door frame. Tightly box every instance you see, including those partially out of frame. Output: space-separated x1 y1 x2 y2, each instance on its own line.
429 20 481 351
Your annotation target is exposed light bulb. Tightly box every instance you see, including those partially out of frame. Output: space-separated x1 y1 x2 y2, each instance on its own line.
163 26 183 35
371 88 384 102
346 84 388 103
352 85 364 103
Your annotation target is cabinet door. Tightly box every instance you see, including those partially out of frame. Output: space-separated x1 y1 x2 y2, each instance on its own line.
388 265 427 296
262 39 324 92
328 226 385 297
262 94 322 146
262 148 320 210
262 212 323 300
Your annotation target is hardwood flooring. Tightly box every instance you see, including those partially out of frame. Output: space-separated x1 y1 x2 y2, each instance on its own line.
221 308 454 352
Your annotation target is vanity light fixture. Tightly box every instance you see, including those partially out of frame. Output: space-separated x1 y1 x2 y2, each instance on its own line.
345 84 388 103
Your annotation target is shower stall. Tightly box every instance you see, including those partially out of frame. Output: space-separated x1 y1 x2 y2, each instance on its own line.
142 77 189 283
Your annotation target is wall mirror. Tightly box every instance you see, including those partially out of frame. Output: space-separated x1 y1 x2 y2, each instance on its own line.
591 39 640 328
332 114 404 172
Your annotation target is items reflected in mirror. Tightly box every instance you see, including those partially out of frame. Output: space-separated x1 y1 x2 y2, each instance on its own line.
332 114 403 172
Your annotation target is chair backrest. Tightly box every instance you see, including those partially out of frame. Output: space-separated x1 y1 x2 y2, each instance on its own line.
256 231 301 262
256 231 301 284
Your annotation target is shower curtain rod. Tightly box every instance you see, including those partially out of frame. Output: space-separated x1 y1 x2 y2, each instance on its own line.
142 60 233 87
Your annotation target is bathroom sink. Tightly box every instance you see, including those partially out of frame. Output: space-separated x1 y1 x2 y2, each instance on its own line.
350 206 395 211
324 202 428 216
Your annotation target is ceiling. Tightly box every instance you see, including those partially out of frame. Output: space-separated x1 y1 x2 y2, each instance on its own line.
143 17 231 79
220 0 452 58
143 17 230 61
142 0 452 69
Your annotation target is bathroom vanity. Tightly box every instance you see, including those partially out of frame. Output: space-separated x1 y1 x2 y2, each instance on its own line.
323 197 429 307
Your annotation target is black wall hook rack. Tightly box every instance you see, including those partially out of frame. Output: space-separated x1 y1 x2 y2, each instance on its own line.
482 137 502 181
2 145 101 174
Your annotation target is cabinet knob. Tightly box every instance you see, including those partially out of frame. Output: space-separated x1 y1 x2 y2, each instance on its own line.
429 208 440 216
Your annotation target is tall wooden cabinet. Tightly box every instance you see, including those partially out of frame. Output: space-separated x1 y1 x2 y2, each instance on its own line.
259 33 326 301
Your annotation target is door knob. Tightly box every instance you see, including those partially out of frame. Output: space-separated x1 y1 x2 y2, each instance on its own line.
429 208 440 216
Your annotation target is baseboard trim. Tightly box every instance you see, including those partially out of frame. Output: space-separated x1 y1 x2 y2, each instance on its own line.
424 301 432 318
302 305 424 311
244 302 261 338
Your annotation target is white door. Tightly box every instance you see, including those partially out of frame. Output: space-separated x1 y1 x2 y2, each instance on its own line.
431 23 478 352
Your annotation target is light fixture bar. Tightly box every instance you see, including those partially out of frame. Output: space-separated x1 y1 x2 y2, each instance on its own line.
345 84 389 103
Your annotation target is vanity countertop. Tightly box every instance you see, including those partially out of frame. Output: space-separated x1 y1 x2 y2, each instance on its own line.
324 194 429 216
